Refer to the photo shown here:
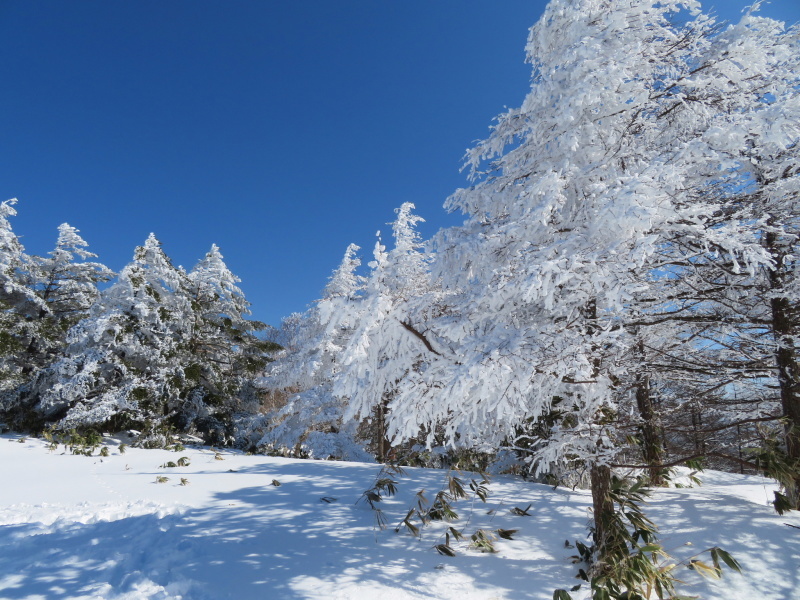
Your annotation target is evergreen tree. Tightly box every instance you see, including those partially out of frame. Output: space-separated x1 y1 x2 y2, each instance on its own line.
32 234 192 435
30 223 114 322
177 244 277 442
254 243 368 459
20 224 114 380
0 199 45 400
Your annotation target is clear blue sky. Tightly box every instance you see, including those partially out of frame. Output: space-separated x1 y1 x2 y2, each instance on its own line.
1 0 798 327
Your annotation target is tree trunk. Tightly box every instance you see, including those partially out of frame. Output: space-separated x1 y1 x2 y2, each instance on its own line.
764 231 800 508
590 463 617 566
635 372 665 485
376 395 392 463
770 293 800 508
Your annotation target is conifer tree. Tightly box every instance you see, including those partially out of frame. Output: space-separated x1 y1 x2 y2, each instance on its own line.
255 243 368 459
20 224 115 379
30 223 114 322
176 244 277 442
0 199 45 399
32 234 192 434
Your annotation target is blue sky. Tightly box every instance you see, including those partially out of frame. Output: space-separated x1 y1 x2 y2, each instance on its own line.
1 1 798 327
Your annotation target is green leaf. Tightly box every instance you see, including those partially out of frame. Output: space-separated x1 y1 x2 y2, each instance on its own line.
593 587 611 600
376 478 398 496
713 547 742 573
773 491 792 515
469 529 497 553
469 478 490 502
448 476 467 500
511 503 533 516
553 590 573 600
403 520 420 537
449 526 464 541
496 528 518 540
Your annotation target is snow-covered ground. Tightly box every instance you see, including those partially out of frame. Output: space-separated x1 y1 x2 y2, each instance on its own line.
1 434 798 600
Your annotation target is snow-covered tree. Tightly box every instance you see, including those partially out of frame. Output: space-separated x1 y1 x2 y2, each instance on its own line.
335 203 442 460
358 0 798 558
0 199 47 400
21 234 274 444
253 243 370 460
706 15 800 506
30 223 114 322
32 234 193 435
608 4 800 504
176 244 277 441
16 224 115 380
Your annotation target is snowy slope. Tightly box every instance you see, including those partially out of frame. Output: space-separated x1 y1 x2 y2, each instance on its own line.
1 434 798 600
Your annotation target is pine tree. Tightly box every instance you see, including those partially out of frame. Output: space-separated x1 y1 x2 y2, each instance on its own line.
254 243 369 459
32 234 192 435
176 244 276 443
19 224 115 382
0 199 46 404
30 223 114 323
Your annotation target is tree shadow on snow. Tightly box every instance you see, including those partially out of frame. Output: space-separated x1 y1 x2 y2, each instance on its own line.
644 486 800 600
0 462 591 600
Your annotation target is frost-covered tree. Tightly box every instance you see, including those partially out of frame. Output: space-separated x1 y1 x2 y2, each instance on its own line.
18 224 115 379
0 205 115 428
336 203 441 461
177 244 277 441
0 199 45 398
30 223 114 322
31 234 193 436
362 0 798 558
273 243 366 392
611 5 800 503
704 16 800 506
0 199 39 314
23 235 274 444
253 243 371 460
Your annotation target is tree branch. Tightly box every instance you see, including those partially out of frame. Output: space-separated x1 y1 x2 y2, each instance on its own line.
399 320 442 356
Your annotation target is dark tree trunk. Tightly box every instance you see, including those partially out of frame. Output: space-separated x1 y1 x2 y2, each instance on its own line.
635 372 665 485
770 291 800 507
376 395 392 463
766 231 800 508
590 463 617 565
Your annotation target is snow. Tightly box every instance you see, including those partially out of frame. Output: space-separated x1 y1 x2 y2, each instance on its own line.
1 434 799 600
